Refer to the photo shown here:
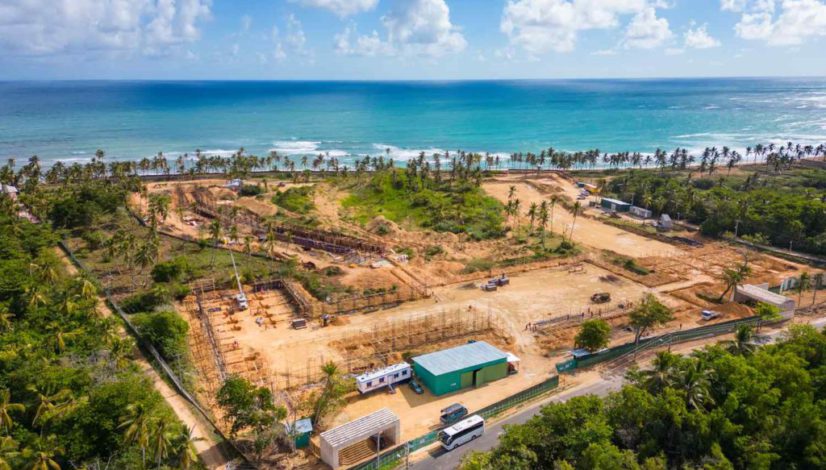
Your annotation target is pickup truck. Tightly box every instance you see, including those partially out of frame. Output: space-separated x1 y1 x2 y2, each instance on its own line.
701 310 721 321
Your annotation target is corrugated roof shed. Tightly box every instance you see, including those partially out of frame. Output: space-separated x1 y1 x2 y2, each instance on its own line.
738 284 794 306
320 408 399 448
413 341 507 376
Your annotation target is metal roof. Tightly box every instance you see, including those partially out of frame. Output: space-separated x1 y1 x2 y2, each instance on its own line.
413 341 507 376
738 284 795 307
355 363 410 384
320 408 399 449
601 197 630 206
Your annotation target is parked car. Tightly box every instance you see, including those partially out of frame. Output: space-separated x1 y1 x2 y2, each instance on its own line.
409 380 424 395
701 310 720 321
591 292 611 304
440 403 468 425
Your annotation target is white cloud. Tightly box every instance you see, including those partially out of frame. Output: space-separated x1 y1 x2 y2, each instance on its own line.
728 0 826 46
292 0 379 17
334 0 466 57
684 23 721 48
335 26 393 56
241 15 252 33
500 0 671 54
623 7 672 49
721 0 749 11
0 0 211 57
267 14 309 62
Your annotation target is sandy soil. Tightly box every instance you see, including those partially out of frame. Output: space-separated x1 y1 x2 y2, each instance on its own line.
483 177 682 258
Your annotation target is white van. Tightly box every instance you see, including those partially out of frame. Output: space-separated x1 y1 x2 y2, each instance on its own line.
439 415 484 451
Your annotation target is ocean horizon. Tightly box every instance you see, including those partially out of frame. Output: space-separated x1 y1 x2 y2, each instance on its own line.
1 77 825 166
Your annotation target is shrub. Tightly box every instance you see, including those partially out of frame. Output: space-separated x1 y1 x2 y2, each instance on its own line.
273 186 315 214
323 266 344 276
132 310 189 361
151 258 187 283
82 230 107 250
424 245 445 260
462 258 495 274
239 184 264 197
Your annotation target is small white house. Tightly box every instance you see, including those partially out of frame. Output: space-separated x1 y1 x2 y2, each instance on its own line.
629 206 653 219
355 363 412 394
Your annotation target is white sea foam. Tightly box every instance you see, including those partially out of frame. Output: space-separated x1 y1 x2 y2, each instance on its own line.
270 140 322 155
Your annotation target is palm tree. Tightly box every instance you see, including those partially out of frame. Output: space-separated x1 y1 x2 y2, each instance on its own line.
812 273 823 306
175 426 203 470
568 201 581 242
678 360 714 410
0 390 24 433
527 202 537 231
723 325 756 356
151 419 173 469
0 436 19 470
642 351 679 393
0 309 14 332
718 259 751 302
27 450 60 470
30 386 75 436
120 403 151 466
796 272 811 306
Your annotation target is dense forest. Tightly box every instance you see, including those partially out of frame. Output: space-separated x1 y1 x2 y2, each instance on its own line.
0 211 201 469
603 168 826 255
462 324 826 469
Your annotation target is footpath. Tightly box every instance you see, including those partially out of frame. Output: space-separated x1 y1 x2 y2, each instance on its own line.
55 247 233 469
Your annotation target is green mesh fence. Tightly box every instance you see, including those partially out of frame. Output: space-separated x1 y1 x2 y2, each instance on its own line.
556 316 762 373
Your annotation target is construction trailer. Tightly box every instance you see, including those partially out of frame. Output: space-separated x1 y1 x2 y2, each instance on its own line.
355 363 412 394
735 284 796 319
600 197 631 212
412 341 509 396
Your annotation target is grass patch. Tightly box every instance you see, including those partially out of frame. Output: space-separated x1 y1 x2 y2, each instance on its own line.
608 254 651 275
341 170 506 240
272 185 315 214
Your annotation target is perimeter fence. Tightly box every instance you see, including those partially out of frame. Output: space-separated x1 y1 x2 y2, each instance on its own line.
555 315 765 373
57 240 253 468
350 374 560 470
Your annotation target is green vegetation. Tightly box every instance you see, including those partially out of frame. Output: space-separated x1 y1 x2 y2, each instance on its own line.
0 212 200 469
603 167 826 255
341 165 505 240
608 254 651 276
628 294 674 345
462 324 826 469
272 186 315 214
238 184 264 197
217 376 287 460
574 320 612 352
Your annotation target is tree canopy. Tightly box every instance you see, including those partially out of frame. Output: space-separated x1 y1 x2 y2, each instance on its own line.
463 324 826 469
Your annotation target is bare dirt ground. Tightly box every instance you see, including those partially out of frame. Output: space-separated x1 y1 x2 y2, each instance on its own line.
135 176 812 466
482 176 683 258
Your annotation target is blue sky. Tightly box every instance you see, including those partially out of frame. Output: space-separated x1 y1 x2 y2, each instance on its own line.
1 0 825 80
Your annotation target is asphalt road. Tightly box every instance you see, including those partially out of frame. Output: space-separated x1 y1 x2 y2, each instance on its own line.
409 317 826 470
409 376 624 470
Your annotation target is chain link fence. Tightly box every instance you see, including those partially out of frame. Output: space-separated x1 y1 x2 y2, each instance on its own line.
57 241 253 468
351 375 560 470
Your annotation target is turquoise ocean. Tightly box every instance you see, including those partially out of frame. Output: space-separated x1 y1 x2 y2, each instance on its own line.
0 78 825 166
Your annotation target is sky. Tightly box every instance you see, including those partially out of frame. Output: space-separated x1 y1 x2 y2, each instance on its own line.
1 0 825 80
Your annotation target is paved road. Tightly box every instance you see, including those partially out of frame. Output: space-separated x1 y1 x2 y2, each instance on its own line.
409 377 623 470
409 318 826 470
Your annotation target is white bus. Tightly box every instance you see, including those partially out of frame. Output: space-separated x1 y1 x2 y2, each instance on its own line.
439 415 485 451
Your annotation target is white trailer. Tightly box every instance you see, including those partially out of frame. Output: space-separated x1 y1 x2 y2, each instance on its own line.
355 363 412 394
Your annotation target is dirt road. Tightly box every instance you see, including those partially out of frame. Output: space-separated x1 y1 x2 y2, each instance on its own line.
55 248 232 469
483 178 682 259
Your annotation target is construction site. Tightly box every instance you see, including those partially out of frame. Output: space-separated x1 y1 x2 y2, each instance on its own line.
130 172 813 465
